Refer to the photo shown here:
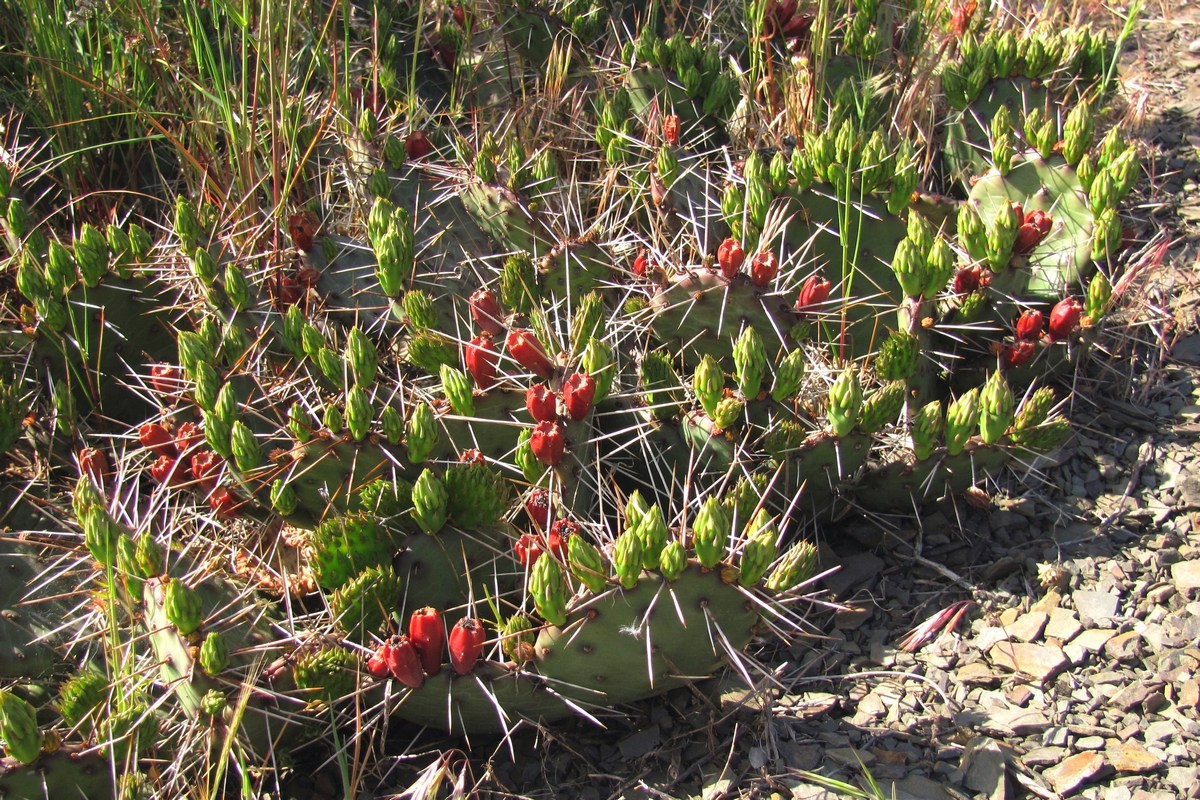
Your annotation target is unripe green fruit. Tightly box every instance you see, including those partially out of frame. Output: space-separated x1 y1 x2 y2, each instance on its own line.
945 387 981 455
199 631 229 675
612 530 644 589
406 402 438 463
567 535 607 593
771 349 806 402
691 496 730 568
271 479 298 516
733 326 767 399
857 382 906 434
692 355 724 417
0 691 43 765
635 504 669 570
440 364 475 416
766 541 819 592
224 263 250 311
827 367 863 437
163 578 203 635
658 540 687 581
229 420 261 471
979 371 1014 444
345 385 372 441
912 400 944 461
711 396 744 430
738 509 778 587
412 469 449 534
530 553 569 625
75 222 110 287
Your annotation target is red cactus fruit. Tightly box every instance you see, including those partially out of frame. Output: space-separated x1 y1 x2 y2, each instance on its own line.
663 114 681 145
632 250 650 278
1014 210 1053 255
514 532 545 568
79 447 110 484
139 423 177 458
286 210 320 251
1047 297 1083 342
505 329 555 380
1002 339 1036 369
953 266 981 296
452 5 467 27
150 455 184 486
405 131 434 160
176 422 203 452
190 450 223 491
408 607 444 676
383 635 425 688
795 274 832 312
561 372 596 421
448 618 486 676
150 363 181 396
459 448 486 466
525 489 555 533
547 519 578 560
366 650 391 679
469 289 505 336
207 487 242 519
464 334 500 388
525 383 558 422
716 238 745 279
749 251 779 287
529 420 566 466
1015 309 1044 341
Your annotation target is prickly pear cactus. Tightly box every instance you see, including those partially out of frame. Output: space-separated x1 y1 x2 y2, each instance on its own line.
0 0 1145 792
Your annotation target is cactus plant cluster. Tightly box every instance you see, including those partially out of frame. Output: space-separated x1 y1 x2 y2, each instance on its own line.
0 0 1142 794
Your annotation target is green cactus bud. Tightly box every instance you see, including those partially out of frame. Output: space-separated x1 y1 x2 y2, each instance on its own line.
692 355 724 417
1014 386 1057 431
270 478 298 516
1010 416 1071 451
567 535 607 594
1076 152 1097 194
402 290 437 330
203 412 232 458
501 615 537 661
174 196 202 251
380 405 404 445
57 671 107 730
1091 207 1121 261
115 534 145 601
1088 167 1116 215
924 236 955 297
611 529 644 589
834 118 856 167
827 367 863 437
655 144 679 189
164 577 204 635
84 505 121 568
888 156 918 216
1098 126 1127 168
222 262 249 311
570 292 604 356
515 428 543 484
768 151 790 194
1062 99 1094 166
635 504 669 570
957 202 988 262
213 381 239 427
733 326 767 399
45 239 76 295
641 351 683 420
857 381 905 434
500 252 537 316
738 509 778 587
1085 270 1112 323
702 73 735 116
580 338 614 403
73 474 103 519
890 238 925 297
956 290 989 323
658 540 687 581
280 304 306 359
288 402 315 442
990 104 1014 174
127 222 152 262
766 541 819 592
745 175 771 230
412 469 449 534
624 489 650 534
987 202 1021 271
476 133 498 182
906 211 934 255
1020 107 1053 160
357 478 411 517
71 223 107 287
315 347 344 387
329 565 403 641
876 332 919 381
945 387 981 455
198 631 229 675
439 364 475 416
5 197 31 239
771 349 806 402
993 29 1018 75
791 147 815 191
721 182 744 230
710 396 744 431
0 691 43 765
1106 148 1139 201
134 534 164 578
309 513 392 590
445 462 508 530
691 496 730 568
15 255 49 303
323 400 343 433
300 324 325 360
178 331 212 378
368 168 392 199
293 646 356 701
978 371 1014 444
530 553 569 625
345 327 378 387
344 385 372 441
374 230 412 298
229 420 261 471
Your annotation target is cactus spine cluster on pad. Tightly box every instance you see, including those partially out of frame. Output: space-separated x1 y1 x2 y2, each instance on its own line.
0 0 1144 792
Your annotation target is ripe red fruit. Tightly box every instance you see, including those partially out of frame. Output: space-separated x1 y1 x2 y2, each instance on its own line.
953 266 981 296
514 532 545 568
469 289 505 335
525 383 558 422
525 489 555 533
547 519 578 560
176 421 203 452
529 420 566 466
207 487 242 519
150 455 184 486
561 372 596 421
464 334 500 388
452 5 467 27
383 635 425 688
505 329 555 380
405 131 434 160
1002 339 1036 369
1015 309 1044 341
1014 210 1053 255
79 447 110 485
139 423 177 458
795 274 832 312
632 250 650 278
1047 297 1083 342
749 251 778 287
716 238 745 279
664 114 681 145
366 651 390 679
408 607 444 676
150 363 181 396
459 448 486 465
448 618 487 676
191 450 223 491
